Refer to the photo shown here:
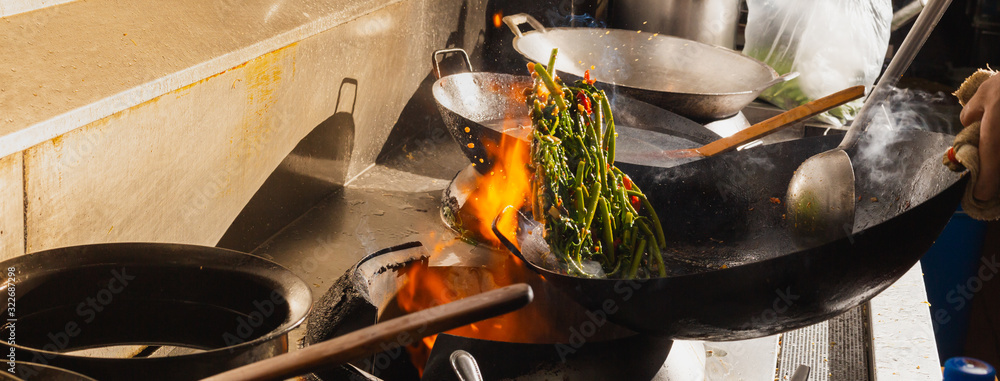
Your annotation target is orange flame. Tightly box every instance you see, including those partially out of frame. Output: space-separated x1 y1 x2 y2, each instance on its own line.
392 76 549 375
461 131 532 246
388 240 588 376
392 251 574 375
493 12 503 28
395 258 453 376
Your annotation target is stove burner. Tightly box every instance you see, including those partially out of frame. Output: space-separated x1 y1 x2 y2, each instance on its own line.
303 242 672 381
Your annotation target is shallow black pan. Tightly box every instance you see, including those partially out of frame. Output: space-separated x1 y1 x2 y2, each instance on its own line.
495 129 966 340
431 48 721 174
0 243 312 380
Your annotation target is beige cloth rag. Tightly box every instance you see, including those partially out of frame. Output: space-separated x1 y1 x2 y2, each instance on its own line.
942 68 1000 220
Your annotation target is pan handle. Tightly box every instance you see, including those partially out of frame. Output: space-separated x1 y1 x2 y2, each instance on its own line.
751 71 799 93
502 13 547 38
491 205 530 265
432 48 474 80
202 284 534 381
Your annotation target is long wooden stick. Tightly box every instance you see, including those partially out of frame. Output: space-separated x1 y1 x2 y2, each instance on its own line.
203 283 533 381
694 85 865 157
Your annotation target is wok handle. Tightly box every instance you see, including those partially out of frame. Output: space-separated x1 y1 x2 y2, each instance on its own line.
695 85 865 157
432 48 474 80
502 13 547 38
491 205 528 264
450 350 484 381
751 71 799 93
202 284 534 381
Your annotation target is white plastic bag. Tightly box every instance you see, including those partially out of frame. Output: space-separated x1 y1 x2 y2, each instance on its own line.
743 0 892 125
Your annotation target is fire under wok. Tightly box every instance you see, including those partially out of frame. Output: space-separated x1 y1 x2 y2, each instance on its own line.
303 242 675 380
495 128 967 340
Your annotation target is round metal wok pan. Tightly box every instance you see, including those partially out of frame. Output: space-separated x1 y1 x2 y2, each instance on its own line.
502 13 794 121
0 243 312 380
494 129 966 340
431 49 722 174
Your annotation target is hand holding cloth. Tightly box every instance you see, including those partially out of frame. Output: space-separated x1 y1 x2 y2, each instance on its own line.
943 68 1000 220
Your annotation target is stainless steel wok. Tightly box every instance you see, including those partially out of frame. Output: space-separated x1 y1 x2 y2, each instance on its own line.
503 13 794 121
431 49 722 174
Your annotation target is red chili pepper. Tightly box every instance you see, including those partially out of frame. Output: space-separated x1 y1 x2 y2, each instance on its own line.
576 91 592 114
584 69 595 85
622 176 640 209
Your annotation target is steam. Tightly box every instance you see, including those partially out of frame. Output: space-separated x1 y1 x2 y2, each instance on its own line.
650 162 701 185
542 0 608 28
743 154 778 173
545 8 606 28
853 86 955 188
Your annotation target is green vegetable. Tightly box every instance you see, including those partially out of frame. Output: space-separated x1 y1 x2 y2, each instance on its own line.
527 49 667 279
743 47 860 126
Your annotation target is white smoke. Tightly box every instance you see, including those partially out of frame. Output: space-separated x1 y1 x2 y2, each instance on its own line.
853 86 955 188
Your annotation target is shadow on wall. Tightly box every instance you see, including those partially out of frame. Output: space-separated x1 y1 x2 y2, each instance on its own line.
374 0 483 179
218 0 490 253
216 78 358 253
373 58 473 181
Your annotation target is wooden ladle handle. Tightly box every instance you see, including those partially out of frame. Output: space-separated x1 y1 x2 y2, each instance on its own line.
203 283 534 381
696 85 866 157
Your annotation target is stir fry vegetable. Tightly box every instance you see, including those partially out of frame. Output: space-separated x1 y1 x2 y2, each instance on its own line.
527 49 666 279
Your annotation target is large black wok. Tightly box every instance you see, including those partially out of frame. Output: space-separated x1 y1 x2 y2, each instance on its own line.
502 13 792 121
0 243 312 380
495 129 966 340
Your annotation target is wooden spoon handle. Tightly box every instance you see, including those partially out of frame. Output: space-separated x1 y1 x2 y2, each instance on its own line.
695 85 865 157
203 283 534 381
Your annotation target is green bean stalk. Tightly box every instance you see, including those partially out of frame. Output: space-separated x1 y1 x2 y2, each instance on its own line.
526 49 667 279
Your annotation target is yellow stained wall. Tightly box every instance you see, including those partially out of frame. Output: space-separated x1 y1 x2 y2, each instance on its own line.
18 0 484 252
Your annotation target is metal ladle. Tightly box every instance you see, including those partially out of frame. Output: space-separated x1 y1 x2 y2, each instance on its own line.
785 0 953 246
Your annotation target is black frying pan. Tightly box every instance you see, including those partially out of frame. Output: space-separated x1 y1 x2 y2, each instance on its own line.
0 243 312 380
495 129 966 340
